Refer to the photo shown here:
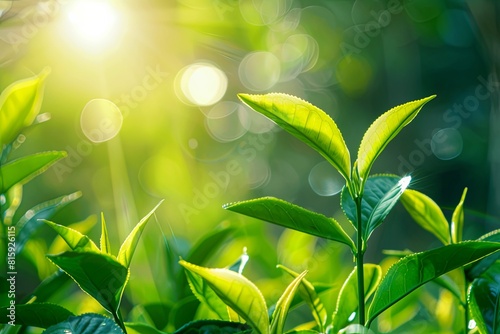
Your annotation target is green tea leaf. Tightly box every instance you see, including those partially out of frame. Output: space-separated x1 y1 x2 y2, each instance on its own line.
400 189 450 245
468 263 500 334
224 197 355 252
341 175 402 241
187 225 235 265
451 188 467 244
125 322 167 334
0 303 73 328
174 319 252 334
179 260 269 334
356 95 435 188
117 200 163 268
42 313 124 334
332 264 381 333
367 241 500 326
0 151 67 193
43 220 100 253
16 192 82 254
100 213 112 255
271 270 308 334
238 93 351 181
47 251 129 314
467 230 500 280
184 263 230 320
0 67 50 148
277 265 327 332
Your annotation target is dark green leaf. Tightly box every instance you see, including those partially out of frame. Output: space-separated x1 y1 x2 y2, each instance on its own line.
187 225 235 265
0 151 67 193
468 263 500 334
224 197 355 252
467 229 500 280
47 251 129 314
0 303 73 328
16 191 82 254
174 319 252 334
367 241 500 326
238 93 351 181
42 313 124 334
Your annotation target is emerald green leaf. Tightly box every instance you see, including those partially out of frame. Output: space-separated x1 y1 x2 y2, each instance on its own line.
16 192 82 254
0 303 73 328
356 95 435 188
0 151 67 193
0 67 50 148
400 189 450 245
43 220 100 253
100 213 112 255
332 264 382 333
451 188 467 244
467 230 500 280
367 241 500 326
184 262 230 320
179 260 269 334
238 93 351 181
42 313 124 334
277 265 327 332
174 319 252 334
224 197 355 252
468 264 500 334
341 175 403 242
117 200 163 268
47 251 129 314
20 270 70 304
187 225 235 265
271 270 308 334
125 322 167 334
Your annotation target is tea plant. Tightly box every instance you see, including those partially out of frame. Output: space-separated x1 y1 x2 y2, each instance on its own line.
180 93 500 333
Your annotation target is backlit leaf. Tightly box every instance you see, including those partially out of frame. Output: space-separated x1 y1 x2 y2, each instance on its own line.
400 189 450 245
451 188 467 244
238 93 351 181
367 241 500 326
357 95 435 188
277 265 327 331
0 151 67 193
100 213 112 255
179 260 269 334
43 220 100 253
270 270 308 334
224 197 355 252
0 67 50 148
117 200 163 268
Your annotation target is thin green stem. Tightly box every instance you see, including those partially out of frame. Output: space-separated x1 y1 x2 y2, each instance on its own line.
355 196 366 325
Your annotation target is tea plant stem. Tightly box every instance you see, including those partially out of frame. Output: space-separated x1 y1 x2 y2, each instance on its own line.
355 196 366 325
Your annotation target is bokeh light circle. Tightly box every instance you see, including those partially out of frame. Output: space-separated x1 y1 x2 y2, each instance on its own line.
431 128 463 160
280 34 319 81
205 101 249 142
80 99 123 143
246 158 271 189
175 62 227 106
308 161 344 196
239 52 281 91
239 0 293 26
238 104 276 134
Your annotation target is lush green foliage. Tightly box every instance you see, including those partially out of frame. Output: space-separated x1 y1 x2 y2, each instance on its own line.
1 70 499 334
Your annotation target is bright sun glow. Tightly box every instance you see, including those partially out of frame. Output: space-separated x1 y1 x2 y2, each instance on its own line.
177 62 228 106
66 0 119 47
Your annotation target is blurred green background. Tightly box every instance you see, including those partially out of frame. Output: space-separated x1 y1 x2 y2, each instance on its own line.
1 0 499 327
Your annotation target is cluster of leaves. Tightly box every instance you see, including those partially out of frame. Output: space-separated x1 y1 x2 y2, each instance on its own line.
1 71 499 334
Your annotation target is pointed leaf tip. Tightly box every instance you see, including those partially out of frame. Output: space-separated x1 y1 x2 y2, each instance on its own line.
238 93 351 181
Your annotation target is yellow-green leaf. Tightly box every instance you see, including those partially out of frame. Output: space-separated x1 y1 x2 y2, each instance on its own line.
117 200 163 268
451 188 467 244
400 189 450 245
238 93 351 181
271 270 308 334
0 67 51 148
179 260 269 334
356 95 435 189
100 213 112 255
43 220 100 253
